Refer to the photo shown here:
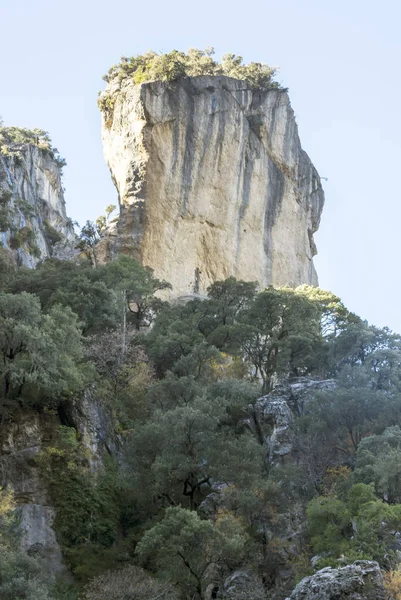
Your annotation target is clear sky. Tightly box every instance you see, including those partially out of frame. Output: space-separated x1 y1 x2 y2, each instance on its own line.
1 0 400 331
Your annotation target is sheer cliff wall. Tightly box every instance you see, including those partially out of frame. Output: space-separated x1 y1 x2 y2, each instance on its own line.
99 75 324 296
0 143 75 267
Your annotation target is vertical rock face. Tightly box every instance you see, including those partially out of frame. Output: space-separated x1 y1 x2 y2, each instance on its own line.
0 410 66 574
0 144 75 267
100 75 324 297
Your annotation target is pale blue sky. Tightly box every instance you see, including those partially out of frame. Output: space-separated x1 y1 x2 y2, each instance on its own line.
1 0 400 330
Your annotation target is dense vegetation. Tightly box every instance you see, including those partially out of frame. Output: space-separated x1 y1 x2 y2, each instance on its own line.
1 253 401 599
102 48 282 90
0 122 67 168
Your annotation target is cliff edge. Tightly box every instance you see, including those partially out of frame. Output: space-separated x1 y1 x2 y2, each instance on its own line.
99 75 324 297
0 131 75 267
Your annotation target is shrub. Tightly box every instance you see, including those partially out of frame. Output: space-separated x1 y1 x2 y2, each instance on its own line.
83 565 178 600
44 220 63 248
101 48 283 91
0 189 12 231
384 565 401 599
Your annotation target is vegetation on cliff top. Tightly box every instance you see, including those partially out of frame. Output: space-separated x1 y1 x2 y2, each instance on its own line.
99 49 284 128
0 120 67 168
101 48 283 90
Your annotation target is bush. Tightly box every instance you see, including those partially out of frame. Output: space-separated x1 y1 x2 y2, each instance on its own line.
0 189 12 231
44 220 63 248
83 565 178 600
101 48 283 91
0 125 66 168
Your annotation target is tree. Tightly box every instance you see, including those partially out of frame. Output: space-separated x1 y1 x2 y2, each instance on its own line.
7 259 120 335
76 221 100 266
86 329 154 424
306 482 401 568
0 292 86 412
307 495 351 556
127 394 263 510
232 287 321 391
95 204 117 234
354 427 401 504
136 507 249 599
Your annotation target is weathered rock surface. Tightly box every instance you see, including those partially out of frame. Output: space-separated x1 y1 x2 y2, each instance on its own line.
0 410 66 572
286 561 386 600
249 378 336 464
222 570 266 600
99 75 324 297
0 396 118 574
0 143 75 267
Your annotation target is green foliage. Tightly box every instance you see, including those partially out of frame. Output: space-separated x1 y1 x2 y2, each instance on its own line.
5 259 119 334
0 293 86 412
307 496 351 555
86 329 154 425
3 259 401 589
9 225 41 257
102 48 282 91
307 482 401 569
136 506 249 599
15 198 36 219
104 254 171 330
0 125 66 168
354 427 401 503
39 427 121 580
0 189 12 231
44 220 63 248
76 220 100 265
128 393 264 511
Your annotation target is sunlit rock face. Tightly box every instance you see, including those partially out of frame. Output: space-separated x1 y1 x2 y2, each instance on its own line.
0 144 75 267
286 561 386 600
100 75 324 296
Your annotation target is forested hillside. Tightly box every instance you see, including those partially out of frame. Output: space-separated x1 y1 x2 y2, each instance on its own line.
1 250 401 599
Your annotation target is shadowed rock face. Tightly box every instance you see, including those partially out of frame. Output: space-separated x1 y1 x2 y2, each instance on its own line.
100 75 324 297
0 395 119 576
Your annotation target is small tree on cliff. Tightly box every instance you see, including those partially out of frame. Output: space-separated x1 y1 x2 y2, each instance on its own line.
0 292 86 412
136 507 249 600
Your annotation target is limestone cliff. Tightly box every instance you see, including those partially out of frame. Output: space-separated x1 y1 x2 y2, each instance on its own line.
99 75 324 297
0 141 75 267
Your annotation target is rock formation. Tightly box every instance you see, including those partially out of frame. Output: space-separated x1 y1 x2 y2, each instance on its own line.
0 142 75 267
99 75 325 297
249 378 336 465
286 561 386 600
0 393 118 574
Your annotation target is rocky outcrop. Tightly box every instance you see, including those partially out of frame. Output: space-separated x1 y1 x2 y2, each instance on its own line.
0 410 66 573
0 396 118 575
249 378 336 465
221 570 266 600
99 75 324 297
286 561 386 600
0 143 75 267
